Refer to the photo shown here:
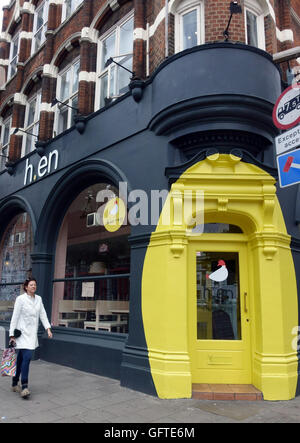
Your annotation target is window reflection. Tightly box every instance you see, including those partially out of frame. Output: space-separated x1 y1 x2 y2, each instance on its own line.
52 183 130 333
0 213 33 320
192 223 243 234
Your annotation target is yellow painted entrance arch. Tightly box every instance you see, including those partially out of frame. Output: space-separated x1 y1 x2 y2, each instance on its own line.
142 153 298 400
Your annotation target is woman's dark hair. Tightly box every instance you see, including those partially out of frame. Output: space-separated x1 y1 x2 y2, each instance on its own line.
23 278 37 292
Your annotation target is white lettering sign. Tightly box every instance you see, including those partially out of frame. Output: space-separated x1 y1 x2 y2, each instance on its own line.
24 150 59 186
275 125 300 155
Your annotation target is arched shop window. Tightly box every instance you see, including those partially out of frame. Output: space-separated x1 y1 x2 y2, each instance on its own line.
0 213 33 321
52 183 131 333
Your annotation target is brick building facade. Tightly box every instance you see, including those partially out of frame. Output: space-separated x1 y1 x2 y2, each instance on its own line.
0 0 299 163
0 1 300 401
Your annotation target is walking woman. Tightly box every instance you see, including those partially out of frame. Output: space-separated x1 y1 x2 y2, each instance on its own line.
9 278 53 399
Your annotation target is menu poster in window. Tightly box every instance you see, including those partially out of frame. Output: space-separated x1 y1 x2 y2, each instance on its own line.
81 282 95 298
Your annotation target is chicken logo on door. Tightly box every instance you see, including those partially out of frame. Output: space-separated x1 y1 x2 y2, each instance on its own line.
206 259 228 282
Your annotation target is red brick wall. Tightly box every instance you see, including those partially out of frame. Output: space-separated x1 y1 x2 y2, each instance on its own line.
0 0 299 163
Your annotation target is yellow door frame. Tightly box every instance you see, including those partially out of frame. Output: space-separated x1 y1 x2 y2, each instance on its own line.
142 153 298 400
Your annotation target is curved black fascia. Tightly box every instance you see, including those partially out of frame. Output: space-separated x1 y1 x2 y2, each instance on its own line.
147 42 280 83
146 43 281 118
149 94 279 140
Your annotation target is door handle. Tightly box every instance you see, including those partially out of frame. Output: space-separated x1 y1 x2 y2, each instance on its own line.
244 292 248 313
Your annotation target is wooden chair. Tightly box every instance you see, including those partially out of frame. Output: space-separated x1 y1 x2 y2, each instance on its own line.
84 300 129 332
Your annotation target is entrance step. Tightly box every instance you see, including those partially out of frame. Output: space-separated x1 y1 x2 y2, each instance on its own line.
192 384 263 401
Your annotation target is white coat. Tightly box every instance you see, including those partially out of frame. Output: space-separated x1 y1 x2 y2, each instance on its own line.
9 293 51 350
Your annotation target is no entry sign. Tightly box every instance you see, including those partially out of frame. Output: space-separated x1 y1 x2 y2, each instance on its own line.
277 147 300 188
273 84 300 130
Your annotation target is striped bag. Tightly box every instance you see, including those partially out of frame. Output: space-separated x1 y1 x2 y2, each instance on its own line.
1 347 17 377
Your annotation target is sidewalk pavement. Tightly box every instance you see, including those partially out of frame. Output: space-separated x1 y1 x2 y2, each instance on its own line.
1 358 300 423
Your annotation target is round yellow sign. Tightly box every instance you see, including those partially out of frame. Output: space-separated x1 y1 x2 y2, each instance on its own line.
103 197 126 232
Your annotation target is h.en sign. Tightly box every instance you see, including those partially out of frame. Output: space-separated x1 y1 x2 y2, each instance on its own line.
24 150 59 186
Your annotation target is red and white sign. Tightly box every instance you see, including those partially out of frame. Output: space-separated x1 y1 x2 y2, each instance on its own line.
273 83 300 130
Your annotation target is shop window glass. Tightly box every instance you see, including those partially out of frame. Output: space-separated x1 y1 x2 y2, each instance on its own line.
182 9 198 49
0 213 33 321
52 183 130 334
8 33 19 80
62 0 83 22
246 10 258 47
55 60 79 135
32 0 49 54
244 1 265 50
97 15 134 109
22 92 41 156
192 223 243 234
174 1 204 53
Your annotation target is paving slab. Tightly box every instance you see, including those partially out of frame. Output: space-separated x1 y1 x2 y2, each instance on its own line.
1 358 300 423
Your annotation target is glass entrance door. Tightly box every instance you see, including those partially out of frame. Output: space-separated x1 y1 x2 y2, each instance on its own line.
189 241 251 384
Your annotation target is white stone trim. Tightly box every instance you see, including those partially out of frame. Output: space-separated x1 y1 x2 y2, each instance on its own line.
109 0 120 11
21 2 35 14
40 102 54 112
49 0 63 4
14 93 27 105
43 64 59 78
273 46 300 63
81 27 99 43
0 32 11 43
0 59 9 65
79 71 97 83
276 28 294 43
134 28 147 41
20 31 33 40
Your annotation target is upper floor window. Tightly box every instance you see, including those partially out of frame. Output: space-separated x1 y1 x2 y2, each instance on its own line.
54 59 79 135
0 118 11 171
32 0 49 54
244 1 265 50
62 0 83 22
22 92 41 156
8 33 19 80
96 15 134 110
174 0 204 53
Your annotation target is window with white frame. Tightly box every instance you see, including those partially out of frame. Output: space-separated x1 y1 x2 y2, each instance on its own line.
61 0 83 22
22 92 41 156
32 0 49 54
96 15 134 110
55 59 79 135
174 0 204 53
8 33 19 80
244 1 265 50
0 118 11 171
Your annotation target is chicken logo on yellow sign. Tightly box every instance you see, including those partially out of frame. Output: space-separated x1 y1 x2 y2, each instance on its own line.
103 197 126 232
